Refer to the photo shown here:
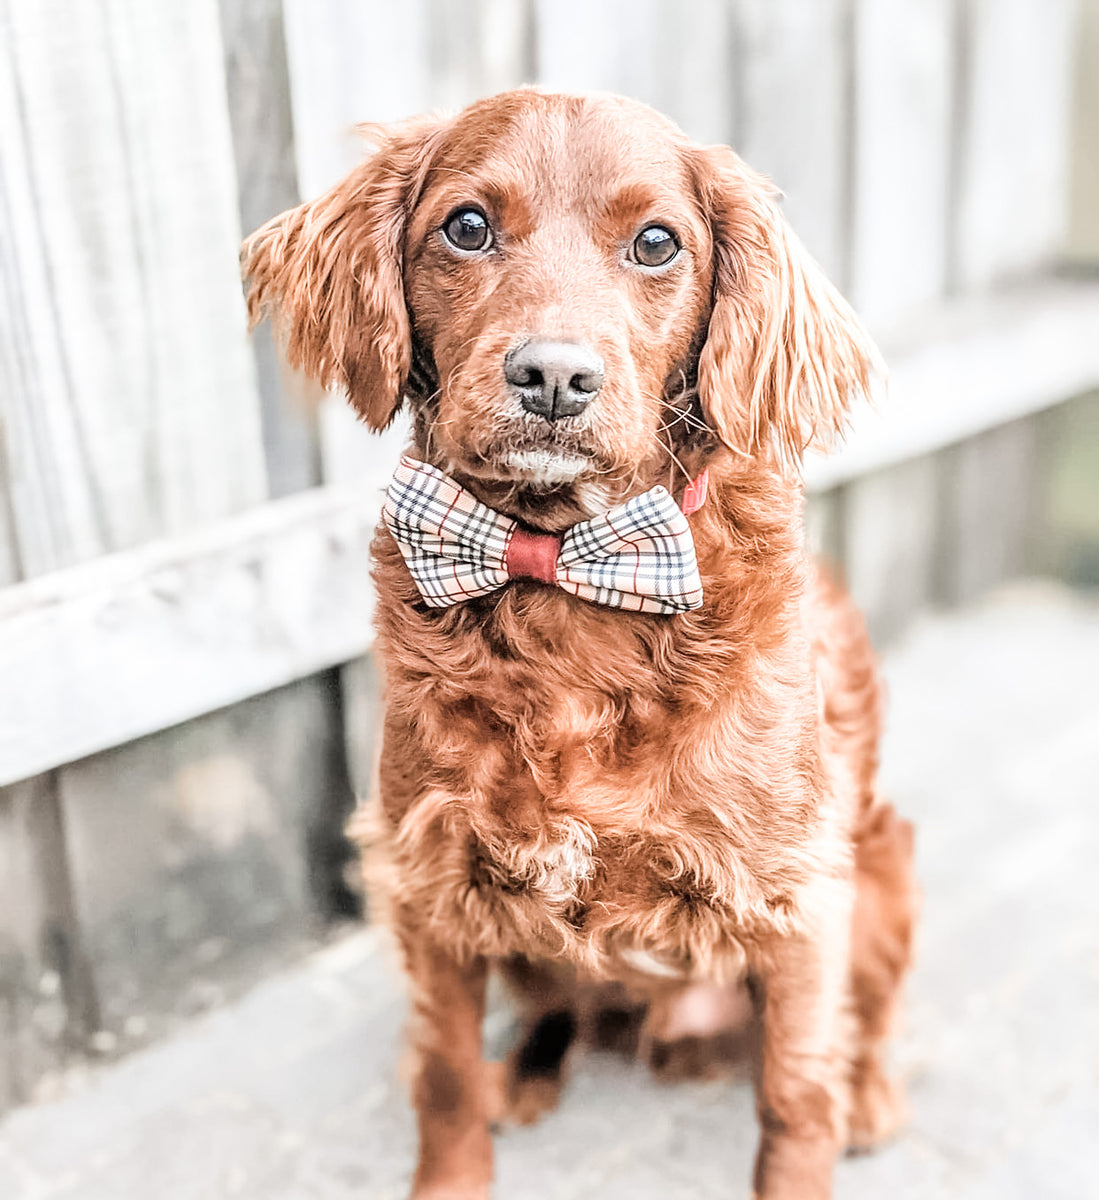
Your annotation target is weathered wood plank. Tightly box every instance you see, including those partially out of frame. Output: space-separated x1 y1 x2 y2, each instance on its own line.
1031 389 1099 586
842 454 942 645
55 674 355 1045
804 278 1099 490
0 0 267 579
0 483 378 788
849 0 953 334
534 0 737 144
281 0 432 197
938 419 1038 605
219 0 320 500
1068 0 1099 263
0 777 96 1110
736 0 850 285
953 0 1077 289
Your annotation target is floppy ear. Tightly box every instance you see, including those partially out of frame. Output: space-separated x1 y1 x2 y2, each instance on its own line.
692 145 881 468
241 119 441 431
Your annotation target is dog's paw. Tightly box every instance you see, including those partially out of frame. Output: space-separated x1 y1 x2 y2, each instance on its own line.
484 1059 563 1128
847 1066 906 1154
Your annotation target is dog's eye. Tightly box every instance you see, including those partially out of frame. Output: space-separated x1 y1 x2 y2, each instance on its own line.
442 208 493 253
632 226 679 268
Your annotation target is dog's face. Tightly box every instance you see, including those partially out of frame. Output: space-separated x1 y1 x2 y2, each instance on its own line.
400 94 714 518
244 90 876 527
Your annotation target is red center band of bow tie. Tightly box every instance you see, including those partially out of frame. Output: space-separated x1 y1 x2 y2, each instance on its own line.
505 528 562 583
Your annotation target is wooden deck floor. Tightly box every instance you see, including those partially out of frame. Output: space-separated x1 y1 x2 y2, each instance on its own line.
2 581 1096 1199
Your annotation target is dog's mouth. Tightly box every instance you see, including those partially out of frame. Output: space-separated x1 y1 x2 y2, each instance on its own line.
455 414 610 489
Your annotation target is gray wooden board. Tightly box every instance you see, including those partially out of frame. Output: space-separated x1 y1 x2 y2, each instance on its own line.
0 777 93 1110
0 0 266 580
1032 389 1099 586
1068 0 1099 262
54 674 354 1046
804 278 1099 490
842 453 942 646
938 418 1039 606
849 0 953 335
735 0 849 285
0 482 378 788
533 0 737 144
954 0 1078 289
219 0 320 500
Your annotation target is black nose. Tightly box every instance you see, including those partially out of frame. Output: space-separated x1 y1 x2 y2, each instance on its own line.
504 340 605 420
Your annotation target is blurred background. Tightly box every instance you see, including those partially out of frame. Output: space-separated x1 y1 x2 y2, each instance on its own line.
0 1 1097 1195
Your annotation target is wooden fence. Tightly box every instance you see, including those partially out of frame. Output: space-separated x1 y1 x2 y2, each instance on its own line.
1 0 1096 1111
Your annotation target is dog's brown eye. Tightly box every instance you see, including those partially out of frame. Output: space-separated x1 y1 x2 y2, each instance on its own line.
443 207 492 253
633 226 679 267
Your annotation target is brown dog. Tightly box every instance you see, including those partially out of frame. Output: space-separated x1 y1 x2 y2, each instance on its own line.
243 89 917 1200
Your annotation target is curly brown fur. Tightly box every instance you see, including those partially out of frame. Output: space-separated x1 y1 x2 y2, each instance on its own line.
244 88 916 1200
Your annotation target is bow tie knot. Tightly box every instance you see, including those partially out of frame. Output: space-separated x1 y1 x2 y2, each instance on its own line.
383 456 705 615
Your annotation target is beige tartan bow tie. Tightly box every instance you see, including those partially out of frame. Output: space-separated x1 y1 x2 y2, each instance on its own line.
383 456 707 615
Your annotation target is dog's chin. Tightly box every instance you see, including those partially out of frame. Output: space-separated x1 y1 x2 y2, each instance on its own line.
500 449 592 487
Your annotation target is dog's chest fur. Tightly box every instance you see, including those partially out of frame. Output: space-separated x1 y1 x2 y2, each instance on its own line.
373 563 831 981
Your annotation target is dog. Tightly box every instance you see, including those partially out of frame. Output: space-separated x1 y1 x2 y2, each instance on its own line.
243 88 917 1200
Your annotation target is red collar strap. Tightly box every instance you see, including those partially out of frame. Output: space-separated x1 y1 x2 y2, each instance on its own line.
680 468 709 516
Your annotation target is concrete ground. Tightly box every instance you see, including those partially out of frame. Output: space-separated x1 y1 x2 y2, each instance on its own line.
2 581 1096 1200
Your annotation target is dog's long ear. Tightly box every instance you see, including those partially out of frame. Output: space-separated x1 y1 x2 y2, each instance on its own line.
692 145 881 469
242 119 442 430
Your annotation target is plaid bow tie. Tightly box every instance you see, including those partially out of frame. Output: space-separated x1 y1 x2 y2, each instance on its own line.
383 456 707 615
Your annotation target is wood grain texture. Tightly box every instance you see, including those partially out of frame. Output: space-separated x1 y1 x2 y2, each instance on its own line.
219 0 320 500
849 0 953 334
1068 0 1099 261
804 279 1099 490
938 419 1039 605
55 674 354 1044
0 0 266 580
0 776 96 1109
953 0 1077 289
0 483 378 787
736 0 850 285
534 0 737 144
842 454 942 645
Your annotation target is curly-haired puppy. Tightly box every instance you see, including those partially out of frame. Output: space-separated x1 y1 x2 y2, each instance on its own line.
244 88 917 1200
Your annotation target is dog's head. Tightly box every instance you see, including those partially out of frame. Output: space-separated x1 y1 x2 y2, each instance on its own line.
243 90 876 527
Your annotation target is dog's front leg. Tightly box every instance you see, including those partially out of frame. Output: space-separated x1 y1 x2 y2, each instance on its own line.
750 893 853 1200
398 920 492 1200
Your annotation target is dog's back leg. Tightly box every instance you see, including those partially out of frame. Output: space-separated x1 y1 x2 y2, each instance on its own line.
847 801 918 1151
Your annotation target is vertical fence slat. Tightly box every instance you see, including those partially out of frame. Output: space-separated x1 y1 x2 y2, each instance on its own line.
954 0 1077 289
736 0 850 285
938 419 1039 604
534 0 737 144
850 0 953 333
220 0 321 500
842 454 943 644
0 777 95 1107
0 0 267 580
1068 0 1099 263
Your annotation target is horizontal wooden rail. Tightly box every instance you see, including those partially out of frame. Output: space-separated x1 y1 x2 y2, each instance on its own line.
0 486 378 786
3 277 1098 786
804 277 1099 488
